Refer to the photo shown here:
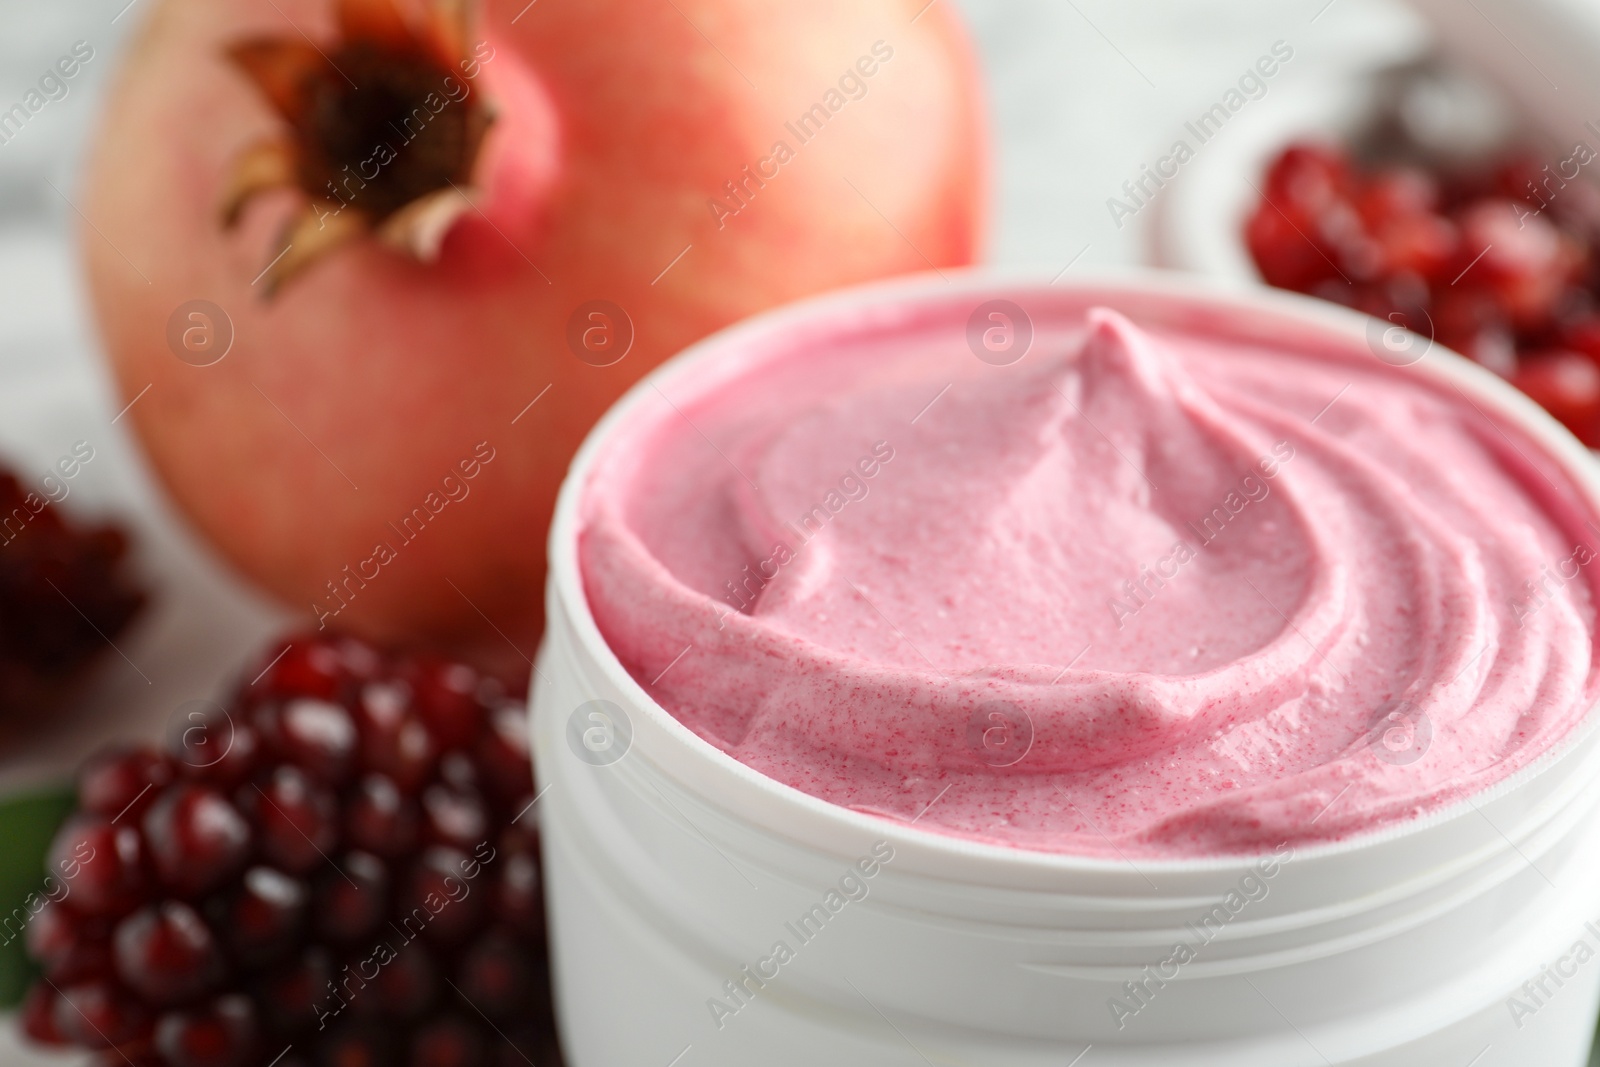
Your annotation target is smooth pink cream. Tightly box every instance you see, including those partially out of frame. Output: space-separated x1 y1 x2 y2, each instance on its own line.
578 300 1600 857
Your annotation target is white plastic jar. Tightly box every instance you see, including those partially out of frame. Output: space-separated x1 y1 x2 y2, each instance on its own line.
531 272 1600 1067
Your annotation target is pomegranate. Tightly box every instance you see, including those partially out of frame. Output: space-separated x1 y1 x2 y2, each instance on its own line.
84 0 986 672
0 467 144 722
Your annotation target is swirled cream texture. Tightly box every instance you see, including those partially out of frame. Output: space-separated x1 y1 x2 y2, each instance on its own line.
579 299 1600 857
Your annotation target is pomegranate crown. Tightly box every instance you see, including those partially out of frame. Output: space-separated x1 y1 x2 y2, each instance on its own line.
222 0 494 295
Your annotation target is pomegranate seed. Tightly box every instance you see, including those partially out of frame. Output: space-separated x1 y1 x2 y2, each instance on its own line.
1246 200 1342 292
1454 200 1584 329
248 639 344 703
475 704 533 803
422 785 489 851
1263 142 1351 215
1462 326 1520 379
253 947 333 1035
457 929 534 1022
400 847 486 947
1512 350 1600 446
257 698 358 784
0 472 143 716
356 683 438 792
494 1027 560 1067
1373 213 1458 282
143 784 252 898
248 765 339 875
1490 150 1550 206
49 815 149 917
314 851 389 943
353 678 412 733
52 980 151 1048
407 658 486 750
439 751 481 792
345 774 421 858
317 1021 396 1066
501 803 541 857
411 1014 488 1067
1356 166 1439 224
492 852 545 941
20 982 68 1045
26 903 112 983
1559 316 1600 362
171 708 259 787
113 901 226 1006
79 746 174 821
330 634 383 682
371 939 441 1020
218 866 308 967
153 994 257 1067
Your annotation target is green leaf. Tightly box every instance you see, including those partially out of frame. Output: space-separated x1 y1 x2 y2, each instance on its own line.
0 784 77 1007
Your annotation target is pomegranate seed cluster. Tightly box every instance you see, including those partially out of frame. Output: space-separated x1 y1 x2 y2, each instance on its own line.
0 469 144 718
1246 142 1600 446
17 633 559 1067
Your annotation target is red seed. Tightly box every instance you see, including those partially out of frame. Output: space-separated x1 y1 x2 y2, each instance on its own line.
171 708 259 787
219 866 309 967
355 682 438 792
113 901 226 1006
1245 199 1341 292
1454 200 1585 330
252 946 333 1036
398 847 486 947
153 994 257 1067
1372 212 1458 282
1512 350 1600 446
456 929 534 1022
421 784 489 851
371 938 440 1021
26 902 112 983
1263 142 1352 216
474 703 533 803
492 852 545 941
20 981 69 1045
493 1026 560 1067
1559 316 1600 363
247 639 345 704
1355 166 1439 226
247 765 339 875
49 815 149 918
143 784 252 898
345 775 420 859
78 746 174 821
411 1014 488 1067
314 852 389 943
406 658 486 751
500 803 541 857
257 698 358 784
52 979 151 1048
330 634 383 683
316 1020 396 1067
